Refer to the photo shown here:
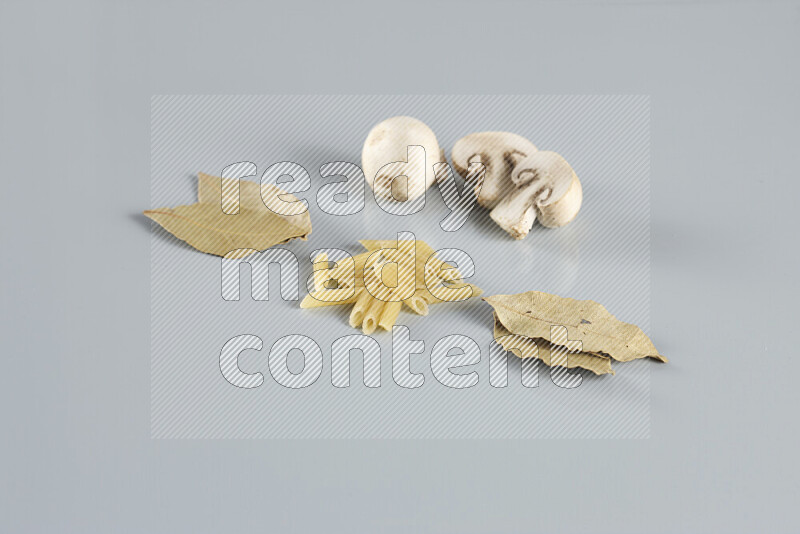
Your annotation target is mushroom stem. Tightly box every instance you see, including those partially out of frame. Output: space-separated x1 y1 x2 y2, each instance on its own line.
489 181 546 239
490 151 583 239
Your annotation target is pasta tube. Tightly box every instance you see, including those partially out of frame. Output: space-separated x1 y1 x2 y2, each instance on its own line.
349 290 373 328
312 252 329 291
403 294 429 316
302 239 481 334
301 287 362 308
362 297 386 335
378 301 402 331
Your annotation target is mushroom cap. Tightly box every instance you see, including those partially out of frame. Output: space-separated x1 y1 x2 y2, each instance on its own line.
451 131 538 209
361 116 441 202
490 151 582 238
536 170 582 228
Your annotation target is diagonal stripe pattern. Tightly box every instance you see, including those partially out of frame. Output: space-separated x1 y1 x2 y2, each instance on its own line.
150 95 653 439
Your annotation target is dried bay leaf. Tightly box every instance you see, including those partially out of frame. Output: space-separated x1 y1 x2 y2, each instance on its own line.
493 315 614 375
144 203 309 258
144 173 311 258
197 172 312 229
485 291 667 363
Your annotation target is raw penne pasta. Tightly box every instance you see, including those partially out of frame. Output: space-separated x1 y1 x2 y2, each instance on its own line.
403 294 429 316
349 251 373 274
362 297 386 335
365 262 399 302
325 257 356 289
424 260 461 282
312 252 330 291
365 260 415 302
358 239 412 252
360 240 434 263
334 253 452 289
349 290 373 328
410 286 439 304
333 253 402 289
300 287 361 308
392 253 458 286
320 252 372 290
378 301 402 330
361 239 457 273
333 265 471 301
384 256 424 278
361 258 422 282
303 239 480 333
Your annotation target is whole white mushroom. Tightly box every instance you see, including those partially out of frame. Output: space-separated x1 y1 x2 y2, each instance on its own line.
361 116 442 202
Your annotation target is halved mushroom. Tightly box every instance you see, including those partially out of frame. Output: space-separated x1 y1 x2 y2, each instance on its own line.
489 151 582 239
451 132 538 208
